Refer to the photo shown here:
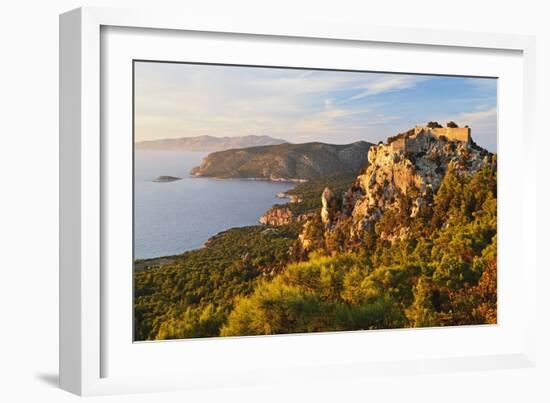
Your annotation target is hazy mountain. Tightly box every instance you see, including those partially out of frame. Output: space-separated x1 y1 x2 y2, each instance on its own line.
190 141 373 181
135 135 287 152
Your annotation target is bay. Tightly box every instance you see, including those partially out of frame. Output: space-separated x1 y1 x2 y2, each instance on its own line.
134 150 294 259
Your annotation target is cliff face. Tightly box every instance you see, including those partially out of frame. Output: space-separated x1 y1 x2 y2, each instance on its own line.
320 187 338 227
259 206 294 226
259 206 310 226
190 141 373 181
300 128 495 248
350 130 492 237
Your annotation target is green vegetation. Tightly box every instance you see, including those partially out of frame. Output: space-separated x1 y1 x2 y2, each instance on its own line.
427 121 443 128
221 253 405 336
281 172 357 216
134 224 302 340
222 166 497 335
134 162 497 340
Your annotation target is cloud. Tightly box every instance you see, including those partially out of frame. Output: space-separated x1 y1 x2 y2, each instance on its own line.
134 62 495 148
344 75 425 103
459 107 497 152
459 107 497 122
134 64 392 142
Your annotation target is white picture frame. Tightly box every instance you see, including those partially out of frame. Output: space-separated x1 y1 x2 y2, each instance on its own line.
60 6 537 396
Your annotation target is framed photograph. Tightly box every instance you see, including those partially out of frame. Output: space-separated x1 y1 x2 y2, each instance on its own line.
60 7 537 396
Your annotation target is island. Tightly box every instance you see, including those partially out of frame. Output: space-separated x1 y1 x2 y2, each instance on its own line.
152 175 182 183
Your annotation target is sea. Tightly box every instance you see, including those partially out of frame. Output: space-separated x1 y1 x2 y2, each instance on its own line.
134 150 294 259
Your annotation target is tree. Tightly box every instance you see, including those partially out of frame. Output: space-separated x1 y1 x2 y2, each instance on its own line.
406 276 439 327
446 121 459 128
220 281 326 336
221 254 408 335
427 121 443 128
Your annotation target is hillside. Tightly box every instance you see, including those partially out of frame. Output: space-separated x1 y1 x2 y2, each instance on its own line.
134 123 498 340
134 224 302 340
227 125 498 335
190 141 373 181
310 125 495 243
135 134 286 152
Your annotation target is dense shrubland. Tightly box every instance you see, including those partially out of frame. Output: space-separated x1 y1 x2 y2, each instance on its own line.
134 163 497 340
134 224 302 340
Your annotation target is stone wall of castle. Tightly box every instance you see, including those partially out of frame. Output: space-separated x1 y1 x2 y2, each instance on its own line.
390 126 472 153
390 137 406 152
413 126 471 143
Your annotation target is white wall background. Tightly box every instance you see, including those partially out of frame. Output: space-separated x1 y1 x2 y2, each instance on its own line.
0 0 548 401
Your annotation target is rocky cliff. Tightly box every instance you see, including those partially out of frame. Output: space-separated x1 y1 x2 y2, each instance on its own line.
259 206 311 226
259 206 294 226
190 141 373 181
300 126 495 248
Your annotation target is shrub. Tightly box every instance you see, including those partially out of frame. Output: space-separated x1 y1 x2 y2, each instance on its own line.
427 121 443 128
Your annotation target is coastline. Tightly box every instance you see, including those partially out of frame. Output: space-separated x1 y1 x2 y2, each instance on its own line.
190 172 308 184
136 173 298 262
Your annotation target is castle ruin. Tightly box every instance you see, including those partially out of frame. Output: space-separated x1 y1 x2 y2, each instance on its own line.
390 125 471 153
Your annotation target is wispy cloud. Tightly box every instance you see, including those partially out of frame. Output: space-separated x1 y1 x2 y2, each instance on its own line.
459 106 497 121
134 62 497 149
344 75 425 103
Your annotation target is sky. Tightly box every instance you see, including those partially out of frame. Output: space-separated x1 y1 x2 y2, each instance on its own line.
134 61 498 152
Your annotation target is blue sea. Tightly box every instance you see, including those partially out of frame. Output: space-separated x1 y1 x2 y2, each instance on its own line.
134 150 294 259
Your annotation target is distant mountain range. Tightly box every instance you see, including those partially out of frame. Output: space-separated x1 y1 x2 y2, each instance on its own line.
190 141 373 181
135 135 287 152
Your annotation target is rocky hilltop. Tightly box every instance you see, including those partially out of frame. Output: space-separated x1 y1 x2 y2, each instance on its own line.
136 135 286 152
300 124 496 248
190 141 373 181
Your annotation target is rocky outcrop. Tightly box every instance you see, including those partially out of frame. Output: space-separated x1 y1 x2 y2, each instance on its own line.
346 129 492 239
259 206 311 226
298 125 494 248
298 220 316 251
320 187 338 228
259 206 294 226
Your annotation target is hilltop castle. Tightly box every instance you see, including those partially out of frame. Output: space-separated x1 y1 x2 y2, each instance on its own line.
389 123 471 153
